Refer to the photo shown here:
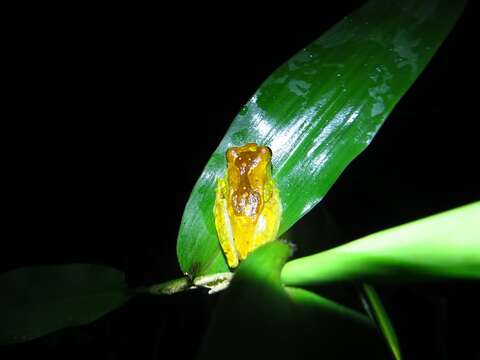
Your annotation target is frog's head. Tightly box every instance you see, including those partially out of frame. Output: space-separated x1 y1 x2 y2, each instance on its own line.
226 143 272 182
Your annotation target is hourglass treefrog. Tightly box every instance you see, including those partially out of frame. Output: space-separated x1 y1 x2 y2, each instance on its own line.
213 143 282 268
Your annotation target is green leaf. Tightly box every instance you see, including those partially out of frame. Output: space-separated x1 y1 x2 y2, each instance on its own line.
177 0 467 276
361 284 402 360
0 264 131 345
281 201 480 286
197 241 389 360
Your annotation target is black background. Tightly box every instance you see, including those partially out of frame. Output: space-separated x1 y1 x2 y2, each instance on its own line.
2 2 479 359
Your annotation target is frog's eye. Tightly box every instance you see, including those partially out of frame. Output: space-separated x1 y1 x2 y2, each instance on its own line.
258 146 272 160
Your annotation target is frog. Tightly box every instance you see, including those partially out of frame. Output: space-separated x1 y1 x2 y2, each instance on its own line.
213 143 282 268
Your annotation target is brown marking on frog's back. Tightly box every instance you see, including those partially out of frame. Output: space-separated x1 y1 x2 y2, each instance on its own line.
226 143 271 218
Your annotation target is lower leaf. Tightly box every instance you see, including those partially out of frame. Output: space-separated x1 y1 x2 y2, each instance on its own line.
197 241 389 359
0 264 131 345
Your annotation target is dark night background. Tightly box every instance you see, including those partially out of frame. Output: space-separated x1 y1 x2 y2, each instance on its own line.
2 2 479 359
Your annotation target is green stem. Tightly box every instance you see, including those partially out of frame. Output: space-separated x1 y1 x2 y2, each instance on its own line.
135 277 192 295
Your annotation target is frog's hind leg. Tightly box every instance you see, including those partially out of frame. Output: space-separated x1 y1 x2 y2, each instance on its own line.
213 179 239 268
253 183 282 250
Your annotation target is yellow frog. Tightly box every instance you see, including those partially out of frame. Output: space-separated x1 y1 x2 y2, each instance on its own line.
213 143 282 268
